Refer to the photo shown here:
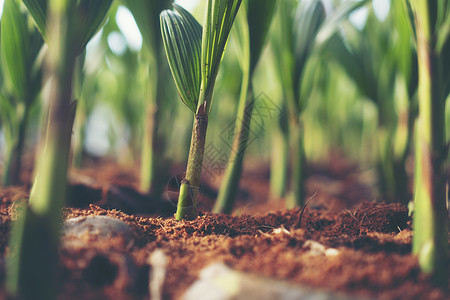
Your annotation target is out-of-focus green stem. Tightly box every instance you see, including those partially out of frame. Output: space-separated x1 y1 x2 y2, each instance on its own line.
140 60 167 198
72 100 86 168
140 64 158 193
7 0 76 298
213 69 252 214
2 103 30 186
176 104 208 220
288 119 306 208
411 0 448 286
270 112 289 200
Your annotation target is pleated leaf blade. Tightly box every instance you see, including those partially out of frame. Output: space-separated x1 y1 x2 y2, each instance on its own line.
201 0 242 112
160 4 203 112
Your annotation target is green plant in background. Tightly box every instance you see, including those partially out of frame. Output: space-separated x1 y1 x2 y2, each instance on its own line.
327 3 418 204
95 4 143 164
122 0 172 196
0 0 44 186
161 0 242 220
71 50 88 168
213 0 277 214
270 0 368 207
270 0 326 207
6 0 112 298
406 0 449 286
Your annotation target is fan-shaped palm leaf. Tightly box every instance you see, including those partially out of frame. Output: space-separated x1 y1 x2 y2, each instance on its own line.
160 4 203 112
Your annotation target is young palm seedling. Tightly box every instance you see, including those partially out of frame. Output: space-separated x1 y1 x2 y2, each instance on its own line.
406 0 449 286
6 0 112 298
270 0 369 207
123 0 172 196
0 0 44 186
161 0 242 220
213 0 277 214
327 5 417 204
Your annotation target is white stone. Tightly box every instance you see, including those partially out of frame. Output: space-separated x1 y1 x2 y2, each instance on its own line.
183 263 362 300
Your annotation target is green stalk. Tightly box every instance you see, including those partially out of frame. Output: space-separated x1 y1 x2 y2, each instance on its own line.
213 71 252 214
2 101 31 186
71 98 86 168
7 1 75 297
71 53 86 169
140 64 170 198
213 0 276 214
176 102 209 220
269 113 289 200
161 1 242 219
124 0 172 195
7 0 112 296
175 2 215 219
288 118 306 207
411 0 448 284
140 63 159 193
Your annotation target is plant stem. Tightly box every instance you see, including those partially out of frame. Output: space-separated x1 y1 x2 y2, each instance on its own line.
288 119 306 208
7 1 77 297
176 106 208 220
72 101 86 168
412 3 447 283
2 103 31 186
269 115 289 200
213 71 253 214
8 60 77 300
140 96 157 193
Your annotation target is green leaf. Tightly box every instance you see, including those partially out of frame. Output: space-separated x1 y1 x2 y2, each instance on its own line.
246 0 277 72
1 0 43 103
201 0 243 112
160 4 203 112
233 5 251 72
315 0 371 49
22 0 113 56
292 0 326 90
71 0 114 55
1 0 30 100
22 0 47 39
122 0 171 56
271 0 296 98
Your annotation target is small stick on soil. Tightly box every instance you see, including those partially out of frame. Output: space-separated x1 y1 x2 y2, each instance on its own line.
295 191 317 228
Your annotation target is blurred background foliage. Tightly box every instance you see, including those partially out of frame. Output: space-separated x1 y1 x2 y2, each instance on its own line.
0 0 448 204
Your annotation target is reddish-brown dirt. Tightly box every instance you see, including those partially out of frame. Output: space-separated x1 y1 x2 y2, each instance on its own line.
0 157 448 299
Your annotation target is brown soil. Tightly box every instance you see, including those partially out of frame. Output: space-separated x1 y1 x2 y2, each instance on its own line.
0 157 449 299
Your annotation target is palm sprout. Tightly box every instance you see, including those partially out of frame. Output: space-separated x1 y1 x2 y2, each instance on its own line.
0 0 44 186
161 0 242 220
6 0 112 298
122 0 172 195
270 0 369 207
407 0 449 286
328 4 417 204
213 0 277 214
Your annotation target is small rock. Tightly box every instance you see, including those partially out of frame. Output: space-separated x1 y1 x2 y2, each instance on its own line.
303 240 339 256
62 215 133 247
148 250 167 300
183 263 362 300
